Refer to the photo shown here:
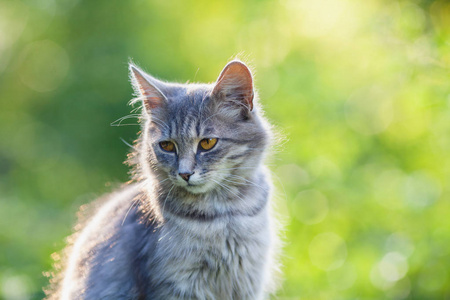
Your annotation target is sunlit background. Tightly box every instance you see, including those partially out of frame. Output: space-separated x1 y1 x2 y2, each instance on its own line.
0 0 449 299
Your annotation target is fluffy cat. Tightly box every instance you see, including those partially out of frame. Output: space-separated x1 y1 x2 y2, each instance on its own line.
45 60 279 300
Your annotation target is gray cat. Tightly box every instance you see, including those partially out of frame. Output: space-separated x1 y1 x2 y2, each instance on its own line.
45 60 280 300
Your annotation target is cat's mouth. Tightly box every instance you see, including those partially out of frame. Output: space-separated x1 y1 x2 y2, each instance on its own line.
181 182 211 194
170 173 214 194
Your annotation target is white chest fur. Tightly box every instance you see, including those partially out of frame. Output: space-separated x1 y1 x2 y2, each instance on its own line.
152 209 271 300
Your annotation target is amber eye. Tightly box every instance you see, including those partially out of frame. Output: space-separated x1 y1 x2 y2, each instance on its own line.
159 141 175 152
199 138 218 151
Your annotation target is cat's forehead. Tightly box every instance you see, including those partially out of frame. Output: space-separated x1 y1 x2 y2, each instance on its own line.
149 83 218 140
163 83 211 103
164 84 212 117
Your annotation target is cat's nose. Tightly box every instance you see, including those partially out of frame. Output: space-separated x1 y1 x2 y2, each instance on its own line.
179 172 194 182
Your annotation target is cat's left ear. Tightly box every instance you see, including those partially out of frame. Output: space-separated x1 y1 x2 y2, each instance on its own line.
211 60 254 113
129 64 167 113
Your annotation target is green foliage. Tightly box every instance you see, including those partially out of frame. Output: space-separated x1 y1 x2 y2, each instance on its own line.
0 0 448 298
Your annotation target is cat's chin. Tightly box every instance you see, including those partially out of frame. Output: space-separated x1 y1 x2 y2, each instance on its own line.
182 184 211 194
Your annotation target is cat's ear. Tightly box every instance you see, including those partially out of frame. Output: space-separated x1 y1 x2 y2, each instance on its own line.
211 60 254 112
129 64 167 112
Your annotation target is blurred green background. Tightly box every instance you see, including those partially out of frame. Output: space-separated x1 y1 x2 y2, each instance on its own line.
0 0 449 299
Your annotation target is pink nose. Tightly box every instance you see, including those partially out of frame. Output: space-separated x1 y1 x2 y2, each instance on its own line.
179 172 194 182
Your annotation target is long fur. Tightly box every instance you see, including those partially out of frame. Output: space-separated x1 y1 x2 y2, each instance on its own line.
45 60 281 300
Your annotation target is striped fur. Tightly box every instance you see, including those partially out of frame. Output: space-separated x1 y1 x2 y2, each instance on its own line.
46 60 279 300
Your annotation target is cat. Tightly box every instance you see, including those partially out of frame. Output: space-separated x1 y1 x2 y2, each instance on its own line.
45 60 280 300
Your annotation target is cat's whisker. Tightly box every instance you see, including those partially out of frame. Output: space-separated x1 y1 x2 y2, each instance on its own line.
121 196 141 226
157 178 171 184
112 123 141 126
161 184 175 215
111 114 141 127
211 178 233 194
150 116 170 130
120 137 137 150
211 179 246 203
221 178 254 188
148 118 168 129
220 175 266 190
130 106 141 114
217 167 259 171
222 175 267 190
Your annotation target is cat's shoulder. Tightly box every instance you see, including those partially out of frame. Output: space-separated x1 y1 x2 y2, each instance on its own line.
74 183 142 229
62 183 148 263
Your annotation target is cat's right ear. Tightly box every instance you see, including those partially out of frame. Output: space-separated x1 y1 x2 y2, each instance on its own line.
129 64 167 113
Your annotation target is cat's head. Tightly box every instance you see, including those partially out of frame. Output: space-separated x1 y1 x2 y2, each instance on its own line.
130 60 270 194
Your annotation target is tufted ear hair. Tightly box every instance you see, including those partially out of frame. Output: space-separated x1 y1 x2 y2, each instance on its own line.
211 60 254 114
129 64 167 113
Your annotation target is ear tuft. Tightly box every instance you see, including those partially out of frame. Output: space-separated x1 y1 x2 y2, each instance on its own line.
129 64 167 112
212 60 254 111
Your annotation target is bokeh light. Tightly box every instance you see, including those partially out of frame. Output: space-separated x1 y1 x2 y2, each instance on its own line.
291 189 329 225
309 232 347 271
18 40 70 92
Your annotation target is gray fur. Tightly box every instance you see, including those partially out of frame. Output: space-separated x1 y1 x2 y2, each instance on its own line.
45 60 279 300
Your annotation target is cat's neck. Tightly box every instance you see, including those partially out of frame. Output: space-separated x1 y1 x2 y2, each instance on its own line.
138 166 269 225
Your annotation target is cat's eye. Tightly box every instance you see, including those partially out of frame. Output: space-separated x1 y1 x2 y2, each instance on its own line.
199 138 218 151
160 141 175 152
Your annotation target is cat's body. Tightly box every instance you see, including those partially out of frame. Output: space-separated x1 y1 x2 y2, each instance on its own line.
46 60 279 300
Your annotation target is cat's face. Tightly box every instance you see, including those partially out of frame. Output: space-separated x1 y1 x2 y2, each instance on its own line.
131 61 268 194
